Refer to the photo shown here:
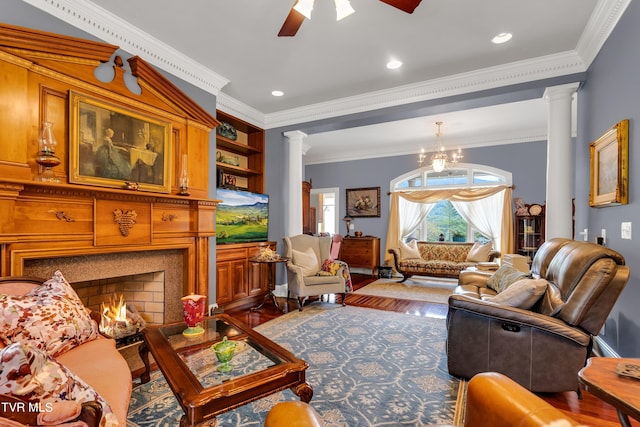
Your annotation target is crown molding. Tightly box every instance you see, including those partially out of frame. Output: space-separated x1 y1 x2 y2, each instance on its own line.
22 0 229 95
24 0 627 131
216 92 266 128
304 128 550 165
264 51 586 129
576 0 631 67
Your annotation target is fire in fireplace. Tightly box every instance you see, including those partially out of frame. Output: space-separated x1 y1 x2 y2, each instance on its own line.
99 294 146 340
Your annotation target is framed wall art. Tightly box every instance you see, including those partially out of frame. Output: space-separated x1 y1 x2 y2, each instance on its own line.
346 187 381 217
589 119 629 207
69 91 172 193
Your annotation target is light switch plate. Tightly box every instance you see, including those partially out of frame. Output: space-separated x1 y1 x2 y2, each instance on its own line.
622 222 632 240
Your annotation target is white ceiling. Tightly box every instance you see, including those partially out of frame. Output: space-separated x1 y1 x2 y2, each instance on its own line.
25 0 628 164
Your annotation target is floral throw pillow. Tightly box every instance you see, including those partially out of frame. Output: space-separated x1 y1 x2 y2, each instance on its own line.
0 342 118 426
0 270 98 357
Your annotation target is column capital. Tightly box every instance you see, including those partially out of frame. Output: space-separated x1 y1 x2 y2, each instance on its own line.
283 130 308 142
544 82 580 101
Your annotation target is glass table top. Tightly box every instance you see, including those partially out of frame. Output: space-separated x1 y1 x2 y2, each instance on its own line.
157 316 283 389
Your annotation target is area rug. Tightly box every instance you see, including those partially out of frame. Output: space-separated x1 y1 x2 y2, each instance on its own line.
353 277 457 304
127 303 464 426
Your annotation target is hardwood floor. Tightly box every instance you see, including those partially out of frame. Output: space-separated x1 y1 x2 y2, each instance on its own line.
227 273 638 427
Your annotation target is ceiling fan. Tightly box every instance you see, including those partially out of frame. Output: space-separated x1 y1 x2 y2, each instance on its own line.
278 0 423 37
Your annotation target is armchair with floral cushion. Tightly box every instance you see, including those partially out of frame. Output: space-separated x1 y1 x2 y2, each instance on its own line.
283 234 351 311
0 272 131 426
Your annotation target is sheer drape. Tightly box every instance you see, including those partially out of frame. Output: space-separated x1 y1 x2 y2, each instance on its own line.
384 186 513 265
451 189 506 252
399 197 433 240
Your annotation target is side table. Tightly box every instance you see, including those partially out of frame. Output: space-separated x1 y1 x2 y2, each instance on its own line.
578 357 640 427
249 256 290 312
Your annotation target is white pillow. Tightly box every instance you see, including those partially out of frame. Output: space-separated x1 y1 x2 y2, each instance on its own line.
292 247 320 277
399 240 422 260
487 278 548 309
466 242 493 262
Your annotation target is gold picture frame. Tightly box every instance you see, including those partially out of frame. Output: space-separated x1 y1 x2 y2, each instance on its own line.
589 119 629 207
69 91 172 193
346 187 381 217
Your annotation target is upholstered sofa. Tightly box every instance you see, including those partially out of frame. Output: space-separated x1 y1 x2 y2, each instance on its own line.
447 238 629 393
388 241 500 281
0 273 131 426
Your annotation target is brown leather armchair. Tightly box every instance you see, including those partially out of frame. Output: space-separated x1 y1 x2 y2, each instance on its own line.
447 238 629 392
464 372 581 426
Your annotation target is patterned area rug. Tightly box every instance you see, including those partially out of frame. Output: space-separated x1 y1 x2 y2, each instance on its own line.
353 277 457 304
127 303 464 426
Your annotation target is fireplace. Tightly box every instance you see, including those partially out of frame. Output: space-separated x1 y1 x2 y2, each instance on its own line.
23 249 186 324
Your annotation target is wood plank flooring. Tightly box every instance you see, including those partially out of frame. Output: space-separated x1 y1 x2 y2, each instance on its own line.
227 273 639 427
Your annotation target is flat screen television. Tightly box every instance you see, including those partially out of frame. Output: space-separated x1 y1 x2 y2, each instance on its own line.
216 188 269 244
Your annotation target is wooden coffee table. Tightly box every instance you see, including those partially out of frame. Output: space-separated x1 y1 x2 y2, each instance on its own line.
139 314 313 426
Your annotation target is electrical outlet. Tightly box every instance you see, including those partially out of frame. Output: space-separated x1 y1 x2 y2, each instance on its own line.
601 229 606 245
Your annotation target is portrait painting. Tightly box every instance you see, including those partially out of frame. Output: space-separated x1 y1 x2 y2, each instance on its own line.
69 92 172 193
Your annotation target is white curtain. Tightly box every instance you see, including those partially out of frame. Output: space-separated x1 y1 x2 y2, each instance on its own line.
384 186 513 265
451 190 505 252
399 197 433 240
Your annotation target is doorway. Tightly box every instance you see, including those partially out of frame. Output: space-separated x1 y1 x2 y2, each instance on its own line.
310 187 340 235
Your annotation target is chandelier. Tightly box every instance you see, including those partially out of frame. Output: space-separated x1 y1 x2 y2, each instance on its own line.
294 0 355 21
418 121 463 172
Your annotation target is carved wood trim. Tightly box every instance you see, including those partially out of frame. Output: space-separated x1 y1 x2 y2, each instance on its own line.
113 209 137 237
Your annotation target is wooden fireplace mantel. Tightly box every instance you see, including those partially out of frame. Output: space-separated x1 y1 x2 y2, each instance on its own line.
0 23 220 299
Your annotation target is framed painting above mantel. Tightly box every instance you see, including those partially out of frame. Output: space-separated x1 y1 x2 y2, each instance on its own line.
68 91 172 193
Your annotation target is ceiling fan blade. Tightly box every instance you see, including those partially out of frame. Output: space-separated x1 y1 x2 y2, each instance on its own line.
278 6 306 37
379 0 423 14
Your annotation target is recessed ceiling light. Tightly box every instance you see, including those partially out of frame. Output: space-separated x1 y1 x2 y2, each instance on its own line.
271 90 284 97
386 60 403 70
491 32 512 44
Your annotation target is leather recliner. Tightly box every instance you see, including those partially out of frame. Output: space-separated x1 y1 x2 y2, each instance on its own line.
446 238 629 392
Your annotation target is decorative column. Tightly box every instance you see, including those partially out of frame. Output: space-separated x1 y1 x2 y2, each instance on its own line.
544 83 579 240
283 131 308 236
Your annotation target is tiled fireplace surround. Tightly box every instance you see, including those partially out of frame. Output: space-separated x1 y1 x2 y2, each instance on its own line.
23 250 186 325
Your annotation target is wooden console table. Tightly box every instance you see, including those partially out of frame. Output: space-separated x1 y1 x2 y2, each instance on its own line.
578 357 640 427
339 236 380 276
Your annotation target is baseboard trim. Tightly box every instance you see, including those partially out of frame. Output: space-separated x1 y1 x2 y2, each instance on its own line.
593 336 621 358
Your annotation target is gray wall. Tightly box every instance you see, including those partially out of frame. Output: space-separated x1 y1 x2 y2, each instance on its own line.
304 141 548 262
576 0 640 356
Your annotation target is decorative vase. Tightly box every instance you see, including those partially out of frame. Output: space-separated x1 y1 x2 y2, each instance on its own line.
181 294 206 337
212 336 237 372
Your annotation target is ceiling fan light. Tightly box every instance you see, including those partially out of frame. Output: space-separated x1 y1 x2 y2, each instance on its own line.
335 0 355 21
294 0 315 20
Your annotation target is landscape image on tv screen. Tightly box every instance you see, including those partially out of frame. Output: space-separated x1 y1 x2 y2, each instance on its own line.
216 188 269 244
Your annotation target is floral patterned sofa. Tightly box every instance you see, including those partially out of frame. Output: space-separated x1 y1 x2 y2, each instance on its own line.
388 241 500 281
0 272 131 426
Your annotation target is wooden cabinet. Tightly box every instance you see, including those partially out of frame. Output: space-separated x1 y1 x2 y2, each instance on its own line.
514 204 545 261
215 111 271 309
215 111 264 193
216 241 275 310
302 180 316 235
339 236 380 276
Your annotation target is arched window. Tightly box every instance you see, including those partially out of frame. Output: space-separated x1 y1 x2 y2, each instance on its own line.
391 162 511 190
389 163 512 244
